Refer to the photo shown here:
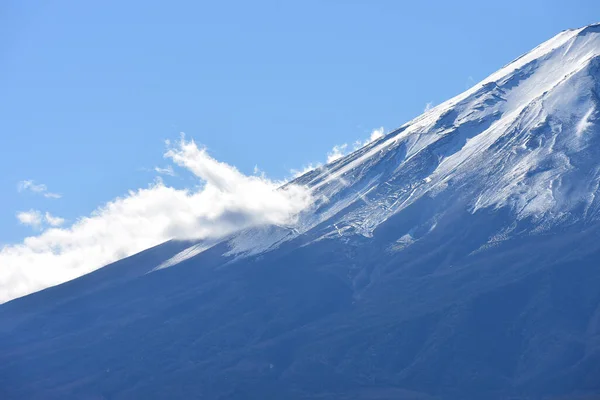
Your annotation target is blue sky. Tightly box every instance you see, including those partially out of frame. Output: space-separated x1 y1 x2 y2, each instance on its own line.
1 0 598 248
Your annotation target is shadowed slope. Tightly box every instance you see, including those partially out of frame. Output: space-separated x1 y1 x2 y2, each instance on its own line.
2 24 600 400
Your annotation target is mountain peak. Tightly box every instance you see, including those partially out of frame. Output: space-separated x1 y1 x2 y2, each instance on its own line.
577 21 600 34
282 23 600 246
3 25 600 400
183 23 600 257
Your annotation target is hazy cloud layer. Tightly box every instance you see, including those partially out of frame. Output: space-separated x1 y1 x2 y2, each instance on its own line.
0 137 313 303
18 180 62 199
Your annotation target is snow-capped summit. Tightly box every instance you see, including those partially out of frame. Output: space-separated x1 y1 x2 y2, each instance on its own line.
2 24 600 400
211 23 600 259
296 22 600 233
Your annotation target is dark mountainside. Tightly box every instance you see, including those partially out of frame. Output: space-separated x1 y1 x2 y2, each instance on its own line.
2 25 600 399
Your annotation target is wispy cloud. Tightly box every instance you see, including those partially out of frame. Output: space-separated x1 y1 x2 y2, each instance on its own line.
17 180 61 199
366 127 385 144
18 180 46 193
327 143 348 163
466 75 476 89
45 212 65 227
154 165 176 176
0 137 313 304
288 127 386 180
290 162 322 178
325 127 386 165
424 102 434 112
16 210 66 229
16 210 43 228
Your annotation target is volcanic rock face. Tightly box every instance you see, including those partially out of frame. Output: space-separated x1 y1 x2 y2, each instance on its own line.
2 24 600 400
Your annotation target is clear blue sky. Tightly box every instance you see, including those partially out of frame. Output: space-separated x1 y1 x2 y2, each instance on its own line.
1 0 598 244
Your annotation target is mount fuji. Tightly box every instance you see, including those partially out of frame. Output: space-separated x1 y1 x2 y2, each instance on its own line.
2 23 600 400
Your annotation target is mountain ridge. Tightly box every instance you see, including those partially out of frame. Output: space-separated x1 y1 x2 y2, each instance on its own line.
2 23 600 400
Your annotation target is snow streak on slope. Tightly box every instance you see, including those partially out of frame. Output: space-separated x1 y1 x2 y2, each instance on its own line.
5 25 600 400
293 24 600 236
157 24 600 270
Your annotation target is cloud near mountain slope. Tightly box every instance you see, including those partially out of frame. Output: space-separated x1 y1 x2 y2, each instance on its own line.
0 137 313 304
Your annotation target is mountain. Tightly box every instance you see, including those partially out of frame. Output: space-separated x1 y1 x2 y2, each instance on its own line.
2 24 600 400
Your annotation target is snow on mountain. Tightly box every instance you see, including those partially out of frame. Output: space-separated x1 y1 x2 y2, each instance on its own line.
304 23 600 227
162 23 600 269
2 24 600 400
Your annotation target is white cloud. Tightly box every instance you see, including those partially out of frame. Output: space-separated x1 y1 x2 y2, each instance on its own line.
424 102 434 112
16 210 43 228
154 165 176 176
327 143 348 163
287 127 386 180
18 180 46 193
16 210 66 229
290 162 322 178
253 165 268 179
45 212 65 227
0 137 313 304
366 127 385 143
18 180 61 199
325 127 386 165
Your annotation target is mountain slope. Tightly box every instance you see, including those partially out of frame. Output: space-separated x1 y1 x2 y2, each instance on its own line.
2 24 600 400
